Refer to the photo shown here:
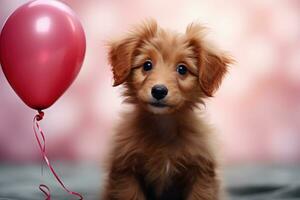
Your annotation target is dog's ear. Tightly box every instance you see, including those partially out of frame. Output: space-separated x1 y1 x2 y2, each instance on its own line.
186 23 232 96
199 46 232 97
108 36 138 86
108 20 158 86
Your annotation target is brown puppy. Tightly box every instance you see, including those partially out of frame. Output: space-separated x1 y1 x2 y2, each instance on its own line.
102 20 232 200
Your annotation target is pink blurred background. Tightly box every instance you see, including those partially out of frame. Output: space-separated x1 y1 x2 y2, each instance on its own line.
0 0 300 164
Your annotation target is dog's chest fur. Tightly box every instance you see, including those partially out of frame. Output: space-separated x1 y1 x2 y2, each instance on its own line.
113 110 216 200
136 143 194 200
131 114 202 200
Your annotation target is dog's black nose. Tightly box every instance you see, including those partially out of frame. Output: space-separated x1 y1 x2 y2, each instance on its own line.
151 85 168 100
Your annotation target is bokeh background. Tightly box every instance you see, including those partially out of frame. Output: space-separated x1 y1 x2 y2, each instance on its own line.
0 0 300 165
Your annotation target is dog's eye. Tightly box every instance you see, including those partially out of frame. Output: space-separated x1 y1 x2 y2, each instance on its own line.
176 64 188 75
143 60 152 71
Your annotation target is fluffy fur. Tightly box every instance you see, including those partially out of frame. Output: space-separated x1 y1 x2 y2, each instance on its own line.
102 20 232 200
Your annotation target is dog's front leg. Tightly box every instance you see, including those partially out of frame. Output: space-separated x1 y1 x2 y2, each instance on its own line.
186 176 220 200
102 173 146 200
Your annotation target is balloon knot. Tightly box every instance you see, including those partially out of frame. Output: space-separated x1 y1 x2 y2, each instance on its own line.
36 110 44 121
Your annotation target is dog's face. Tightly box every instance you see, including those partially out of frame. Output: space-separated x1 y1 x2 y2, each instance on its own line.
108 20 231 114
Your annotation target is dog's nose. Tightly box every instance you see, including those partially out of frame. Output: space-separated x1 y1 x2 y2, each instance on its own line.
151 85 168 100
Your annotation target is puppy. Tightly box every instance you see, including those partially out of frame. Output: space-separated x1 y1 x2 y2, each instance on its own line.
102 20 232 200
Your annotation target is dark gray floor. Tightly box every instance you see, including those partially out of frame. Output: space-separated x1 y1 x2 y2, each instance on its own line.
224 165 300 200
0 163 299 200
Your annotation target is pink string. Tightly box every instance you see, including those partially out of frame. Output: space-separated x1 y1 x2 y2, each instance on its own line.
33 111 83 200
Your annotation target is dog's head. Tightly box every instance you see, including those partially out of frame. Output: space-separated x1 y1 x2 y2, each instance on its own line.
108 20 232 114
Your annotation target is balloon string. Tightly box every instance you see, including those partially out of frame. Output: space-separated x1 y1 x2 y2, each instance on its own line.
33 111 83 200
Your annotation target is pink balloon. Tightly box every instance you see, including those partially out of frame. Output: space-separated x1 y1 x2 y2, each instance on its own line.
0 0 86 110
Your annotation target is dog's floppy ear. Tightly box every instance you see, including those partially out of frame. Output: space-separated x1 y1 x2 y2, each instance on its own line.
108 36 138 86
108 20 158 86
199 45 232 97
186 23 232 97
